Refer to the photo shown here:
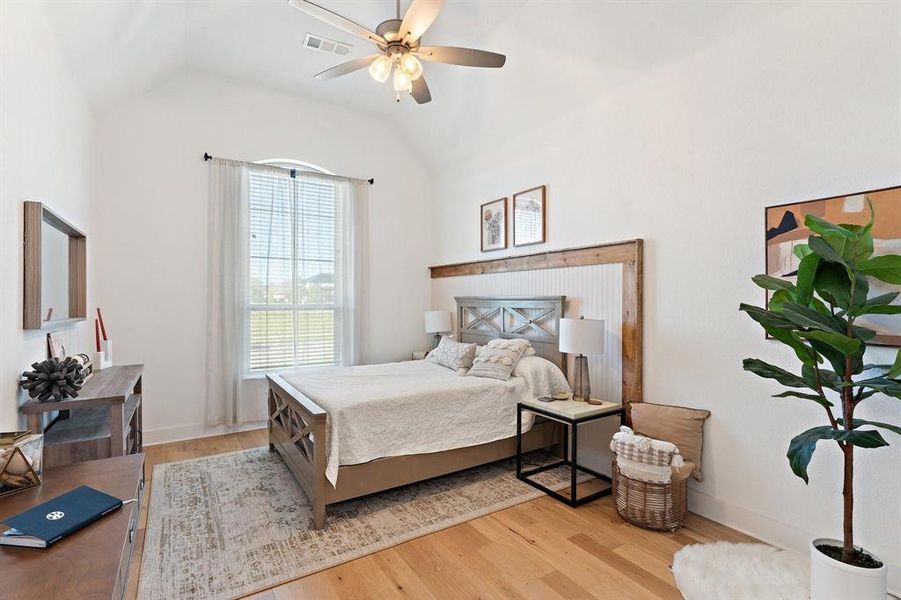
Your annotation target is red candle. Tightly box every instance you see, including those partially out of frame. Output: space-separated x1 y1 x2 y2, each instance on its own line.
97 308 108 341
95 319 101 352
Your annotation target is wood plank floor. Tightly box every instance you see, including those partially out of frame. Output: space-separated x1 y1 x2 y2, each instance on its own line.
128 429 757 600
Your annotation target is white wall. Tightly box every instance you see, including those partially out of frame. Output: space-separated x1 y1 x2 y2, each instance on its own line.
93 73 433 443
0 1 96 431
429 2 901 590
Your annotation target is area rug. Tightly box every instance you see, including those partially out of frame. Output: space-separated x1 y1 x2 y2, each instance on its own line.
672 542 810 600
138 448 589 600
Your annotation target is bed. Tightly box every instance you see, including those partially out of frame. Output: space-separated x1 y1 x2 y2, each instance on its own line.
266 296 568 528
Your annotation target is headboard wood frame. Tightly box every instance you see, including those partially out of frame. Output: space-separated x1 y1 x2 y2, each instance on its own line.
433 240 643 422
455 296 566 375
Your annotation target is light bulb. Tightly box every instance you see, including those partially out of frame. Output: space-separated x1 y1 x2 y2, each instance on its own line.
399 53 423 80
393 66 412 93
368 55 392 83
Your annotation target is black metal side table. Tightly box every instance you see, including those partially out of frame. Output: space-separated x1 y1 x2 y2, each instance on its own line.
516 398 624 507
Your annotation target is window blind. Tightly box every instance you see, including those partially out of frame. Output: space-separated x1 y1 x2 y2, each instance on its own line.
247 169 340 371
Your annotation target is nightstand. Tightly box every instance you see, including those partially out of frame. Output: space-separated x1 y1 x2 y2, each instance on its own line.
516 398 623 507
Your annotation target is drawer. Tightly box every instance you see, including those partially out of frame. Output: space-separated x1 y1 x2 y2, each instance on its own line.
112 467 144 599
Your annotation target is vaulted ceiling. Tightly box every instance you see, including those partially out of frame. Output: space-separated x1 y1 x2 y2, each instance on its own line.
43 0 792 171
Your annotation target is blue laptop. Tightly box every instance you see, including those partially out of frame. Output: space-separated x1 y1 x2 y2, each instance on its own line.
0 485 123 548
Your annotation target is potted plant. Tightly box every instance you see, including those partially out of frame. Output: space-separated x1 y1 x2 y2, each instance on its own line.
740 201 899 599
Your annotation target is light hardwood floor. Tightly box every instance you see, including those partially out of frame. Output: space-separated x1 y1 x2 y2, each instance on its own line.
128 429 757 600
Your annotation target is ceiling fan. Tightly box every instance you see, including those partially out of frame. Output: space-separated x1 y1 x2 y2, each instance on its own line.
288 0 506 104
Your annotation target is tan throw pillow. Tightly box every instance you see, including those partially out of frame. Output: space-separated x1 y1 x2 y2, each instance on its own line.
426 337 477 372
630 402 711 482
467 338 531 381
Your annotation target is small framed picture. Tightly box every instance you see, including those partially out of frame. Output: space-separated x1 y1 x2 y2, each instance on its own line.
47 331 65 359
480 197 507 252
512 185 546 246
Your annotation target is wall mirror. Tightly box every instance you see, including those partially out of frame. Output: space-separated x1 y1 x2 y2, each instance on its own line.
512 185 547 246
24 201 87 330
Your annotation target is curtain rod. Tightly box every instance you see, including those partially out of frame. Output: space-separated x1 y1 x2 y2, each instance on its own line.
203 153 374 185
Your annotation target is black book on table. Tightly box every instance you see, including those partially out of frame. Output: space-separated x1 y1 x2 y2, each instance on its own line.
0 485 122 548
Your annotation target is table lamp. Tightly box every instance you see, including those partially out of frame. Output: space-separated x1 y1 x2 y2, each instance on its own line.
559 316 604 402
424 310 452 349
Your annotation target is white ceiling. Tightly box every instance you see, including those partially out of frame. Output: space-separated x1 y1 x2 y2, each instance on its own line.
43 0 793 170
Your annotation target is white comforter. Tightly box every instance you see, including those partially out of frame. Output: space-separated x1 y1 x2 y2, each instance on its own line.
280 357 570 487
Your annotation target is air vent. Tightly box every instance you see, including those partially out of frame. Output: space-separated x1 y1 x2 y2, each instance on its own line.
303 33 352 57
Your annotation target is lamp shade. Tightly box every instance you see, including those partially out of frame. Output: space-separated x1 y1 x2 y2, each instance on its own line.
424 310 452 334
559 317 604 355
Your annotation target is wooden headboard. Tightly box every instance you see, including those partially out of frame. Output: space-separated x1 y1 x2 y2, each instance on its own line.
455 296 566 375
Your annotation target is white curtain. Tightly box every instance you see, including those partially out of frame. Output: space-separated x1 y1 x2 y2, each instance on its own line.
335 176 369 366
206 159 249 426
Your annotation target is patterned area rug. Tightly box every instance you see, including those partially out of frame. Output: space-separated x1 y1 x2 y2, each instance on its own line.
138 448 589 600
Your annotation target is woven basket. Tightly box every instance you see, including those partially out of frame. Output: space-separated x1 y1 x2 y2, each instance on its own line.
612 459 687 531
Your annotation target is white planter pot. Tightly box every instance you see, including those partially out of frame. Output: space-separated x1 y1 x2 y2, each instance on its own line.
810 538 887 600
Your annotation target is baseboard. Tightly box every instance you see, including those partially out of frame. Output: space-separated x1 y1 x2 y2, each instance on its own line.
143 421 266 446
688 487 900 597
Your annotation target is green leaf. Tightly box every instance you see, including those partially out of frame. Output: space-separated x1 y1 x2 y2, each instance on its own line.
768 290 793 313
781 302 845 333
768 326 818 367
739 304 796 329
802 364 841 391
808 235 848 267
752 274 797 293
838 418 901 436
887 349 901 379
772 390 833 408
850 292 901 317
743 359 810 389
858 255 901 284
853 377 901 399
796 330 860 356
795 253 820 302
793 244 812 261
787 426 889 483
804 214 855 239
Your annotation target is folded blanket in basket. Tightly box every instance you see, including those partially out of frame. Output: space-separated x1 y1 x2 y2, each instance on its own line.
610 426 685 471
616 456 674 484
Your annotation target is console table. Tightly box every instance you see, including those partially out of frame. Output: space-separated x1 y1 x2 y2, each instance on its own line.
0 454 145 600
20 365 144 468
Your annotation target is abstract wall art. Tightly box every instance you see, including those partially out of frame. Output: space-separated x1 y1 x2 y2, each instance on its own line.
766 185 901 346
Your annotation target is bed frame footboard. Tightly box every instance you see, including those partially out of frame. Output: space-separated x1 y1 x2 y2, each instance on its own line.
266 374 329 528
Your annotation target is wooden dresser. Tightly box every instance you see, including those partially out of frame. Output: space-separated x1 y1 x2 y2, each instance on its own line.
0 454 145 599
20 365 144 468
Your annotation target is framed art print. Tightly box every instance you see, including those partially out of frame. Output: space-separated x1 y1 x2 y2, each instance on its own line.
512 185 546 246
481 197 507 252
765 185 901 346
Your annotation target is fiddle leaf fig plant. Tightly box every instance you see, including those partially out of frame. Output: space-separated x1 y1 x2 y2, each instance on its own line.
740 200 901 566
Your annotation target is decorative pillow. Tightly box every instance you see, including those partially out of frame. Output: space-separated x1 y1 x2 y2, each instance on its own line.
467 338 531 381
630 402 711 482
476 341 535 357
426 337 476 372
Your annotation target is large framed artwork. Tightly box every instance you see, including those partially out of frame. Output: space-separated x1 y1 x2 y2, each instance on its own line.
765 185 901 346
480 197 507 252
512 185 546 247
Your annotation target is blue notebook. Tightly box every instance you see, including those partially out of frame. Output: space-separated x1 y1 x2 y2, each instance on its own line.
0 485 122 548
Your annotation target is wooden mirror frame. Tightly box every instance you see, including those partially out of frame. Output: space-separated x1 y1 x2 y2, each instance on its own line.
23 201 87 330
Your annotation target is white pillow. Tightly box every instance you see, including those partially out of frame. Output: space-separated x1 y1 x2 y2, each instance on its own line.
426 337 477 372
512 355 572 398
467 338 531 381
475 341 536 357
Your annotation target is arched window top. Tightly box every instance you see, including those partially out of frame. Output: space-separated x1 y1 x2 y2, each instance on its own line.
255 158 335 175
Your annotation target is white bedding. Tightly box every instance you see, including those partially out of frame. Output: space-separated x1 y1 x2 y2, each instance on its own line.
280 356 570 487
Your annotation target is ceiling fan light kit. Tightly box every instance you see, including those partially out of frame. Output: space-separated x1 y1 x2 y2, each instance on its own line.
288 0 506 105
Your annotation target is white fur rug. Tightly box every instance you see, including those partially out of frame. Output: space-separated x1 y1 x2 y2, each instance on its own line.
672 542 809 600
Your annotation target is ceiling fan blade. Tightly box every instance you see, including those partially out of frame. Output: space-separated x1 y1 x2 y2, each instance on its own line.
288 0 386 46
417 46 506 68
398 0 444 43
314 54 381 80
411 76 432 104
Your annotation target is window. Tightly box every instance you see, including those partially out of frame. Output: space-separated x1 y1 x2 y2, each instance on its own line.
247 161 343 371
